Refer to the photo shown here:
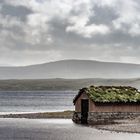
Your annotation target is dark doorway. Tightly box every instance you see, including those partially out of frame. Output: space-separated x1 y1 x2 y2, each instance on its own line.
81 99 89 124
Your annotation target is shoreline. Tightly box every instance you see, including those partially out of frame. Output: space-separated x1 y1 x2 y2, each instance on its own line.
95 125 140 134
95 126 140 134
94 118 140 134
0 111 140 134
0 110 74 119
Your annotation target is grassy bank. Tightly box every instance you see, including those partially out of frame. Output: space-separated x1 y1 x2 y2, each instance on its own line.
0 111 74 119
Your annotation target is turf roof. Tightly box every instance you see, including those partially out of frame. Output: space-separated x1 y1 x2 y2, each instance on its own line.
74 86 140 103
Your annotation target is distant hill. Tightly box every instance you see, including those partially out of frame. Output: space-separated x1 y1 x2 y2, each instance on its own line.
0 78 140 91
0 60 140 79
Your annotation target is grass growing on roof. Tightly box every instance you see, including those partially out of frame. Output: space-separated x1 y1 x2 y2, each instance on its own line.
83 86 140 103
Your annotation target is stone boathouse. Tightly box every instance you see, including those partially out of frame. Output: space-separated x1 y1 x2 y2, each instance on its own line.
73 86 140 124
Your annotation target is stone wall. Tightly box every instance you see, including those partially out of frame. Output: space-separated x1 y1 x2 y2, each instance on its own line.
73 112 140 125
72 112 81 123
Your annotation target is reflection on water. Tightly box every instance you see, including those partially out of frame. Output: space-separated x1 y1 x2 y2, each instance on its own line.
0 91 77 113
0 118 139 140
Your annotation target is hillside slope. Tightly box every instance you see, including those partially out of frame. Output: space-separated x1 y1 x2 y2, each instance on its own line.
0 60 140 79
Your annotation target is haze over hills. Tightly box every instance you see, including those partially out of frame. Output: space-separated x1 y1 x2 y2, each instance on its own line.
0 59 140 79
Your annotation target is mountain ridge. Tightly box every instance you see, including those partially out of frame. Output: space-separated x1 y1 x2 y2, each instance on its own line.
0 59 140 79
2 59 140 68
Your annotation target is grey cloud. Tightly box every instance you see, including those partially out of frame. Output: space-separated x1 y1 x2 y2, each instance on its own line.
0 0 4 4
0 0 140 66
47 4 138 47
49 16 140 48
1 4 33 21
88 5 118 25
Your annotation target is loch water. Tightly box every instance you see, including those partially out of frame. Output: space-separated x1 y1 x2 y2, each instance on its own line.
0 91 77 113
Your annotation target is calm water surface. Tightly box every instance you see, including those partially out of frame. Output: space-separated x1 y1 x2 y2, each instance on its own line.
0 118 140 140
0 91 77 113
1 91 140 139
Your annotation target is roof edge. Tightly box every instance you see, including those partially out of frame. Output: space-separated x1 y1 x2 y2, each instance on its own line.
73 87 88 104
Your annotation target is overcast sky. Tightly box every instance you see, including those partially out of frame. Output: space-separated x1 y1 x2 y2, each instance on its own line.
0 0 140 66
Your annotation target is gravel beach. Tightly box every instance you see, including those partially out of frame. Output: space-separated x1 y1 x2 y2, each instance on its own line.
95 118 140 133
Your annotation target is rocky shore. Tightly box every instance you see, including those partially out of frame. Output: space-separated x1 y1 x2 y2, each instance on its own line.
95 117 140 133
0 111 140 133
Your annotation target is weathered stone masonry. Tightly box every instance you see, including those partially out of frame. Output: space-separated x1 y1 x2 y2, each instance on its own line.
73 112 140 124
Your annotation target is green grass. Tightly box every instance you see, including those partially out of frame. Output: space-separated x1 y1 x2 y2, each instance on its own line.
0 111 74 119
83 86 140 102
